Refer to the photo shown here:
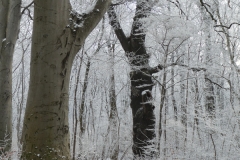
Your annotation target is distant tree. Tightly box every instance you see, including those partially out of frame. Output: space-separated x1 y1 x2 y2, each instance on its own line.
107 39 119 159
198 0 216 120
21 0 111 159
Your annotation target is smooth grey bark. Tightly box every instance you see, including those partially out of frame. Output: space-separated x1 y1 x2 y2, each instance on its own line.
0 0 21 153
21 0 111 159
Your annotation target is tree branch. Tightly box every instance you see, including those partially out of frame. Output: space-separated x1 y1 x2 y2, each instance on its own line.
21 1 34 15
205 77 226 89
199 0 217 23
76 0 112 42
142 63 206 75
148 64 164 74
167 0 186 15
214 22 240 29
107 4 130 52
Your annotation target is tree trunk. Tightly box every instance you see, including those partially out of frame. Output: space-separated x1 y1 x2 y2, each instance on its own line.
79 60 90 135
21 0 111 159
171 53 178 151
199 0 216 120
180 57 187 151
0 0 21 153
72 56 83 160
159 67 167 156
108 42 119 160
108 2 162 157
193 77 202 144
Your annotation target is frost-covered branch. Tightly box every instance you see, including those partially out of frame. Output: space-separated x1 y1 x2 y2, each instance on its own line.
70 0 112 43
214 22 240 30
167 0 186 15
199 0 217 23
21 1 34 15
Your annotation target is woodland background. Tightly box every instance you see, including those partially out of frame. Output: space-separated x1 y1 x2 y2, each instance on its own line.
1 0 240 159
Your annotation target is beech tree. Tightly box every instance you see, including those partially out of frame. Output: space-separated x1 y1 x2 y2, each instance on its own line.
21 0 111 159
0 0 21 153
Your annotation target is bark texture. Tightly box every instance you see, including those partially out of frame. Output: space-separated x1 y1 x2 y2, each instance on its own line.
0 0 21 152
108 1 161 156
21 0 111 159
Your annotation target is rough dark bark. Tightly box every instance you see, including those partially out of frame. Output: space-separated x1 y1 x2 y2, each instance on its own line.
108 2 161 156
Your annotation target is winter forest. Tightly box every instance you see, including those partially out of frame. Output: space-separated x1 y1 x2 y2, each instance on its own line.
1 0 240 159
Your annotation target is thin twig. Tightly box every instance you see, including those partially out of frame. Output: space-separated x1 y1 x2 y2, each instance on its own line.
210 134 217 160
21 1 34 14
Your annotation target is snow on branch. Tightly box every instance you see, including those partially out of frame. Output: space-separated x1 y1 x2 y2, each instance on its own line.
214 22 240 30
69 0 111 41
199 0 217 23
141 89 150 96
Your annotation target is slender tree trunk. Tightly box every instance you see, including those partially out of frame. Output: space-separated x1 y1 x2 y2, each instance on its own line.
72 57 83 160
21 0 111 159
184 64 189 151
193 77 202 144
199 1 216 120
77 58 90 157
79 60 90 135
0 0 21 153
72 105 78 160
171 53 178 151
107 42 120 160
198 4 216 154
17 62 24 146
180 57 187 151
160 70 167 157
158 53 168 156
